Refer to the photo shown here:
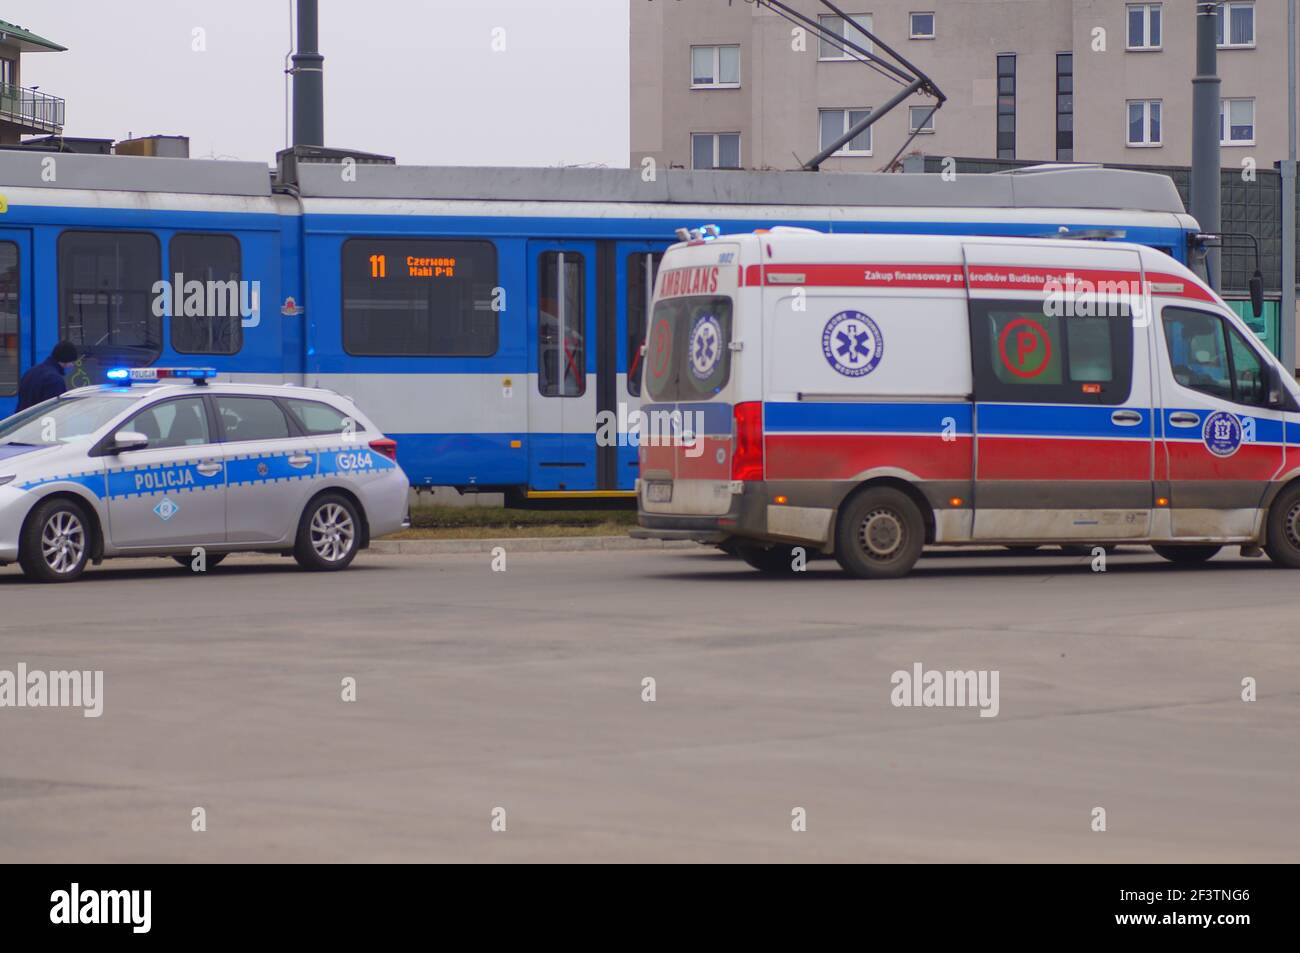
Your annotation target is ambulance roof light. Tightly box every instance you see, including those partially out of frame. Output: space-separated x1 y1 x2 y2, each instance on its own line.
106 367 218 385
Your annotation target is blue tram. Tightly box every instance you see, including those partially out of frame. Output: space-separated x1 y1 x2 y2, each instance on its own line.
0 153 1200 498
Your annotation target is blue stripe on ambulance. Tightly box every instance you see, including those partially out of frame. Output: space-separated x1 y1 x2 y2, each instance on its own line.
765 402 973 435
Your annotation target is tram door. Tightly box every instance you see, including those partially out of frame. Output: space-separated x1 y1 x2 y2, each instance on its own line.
528 240 598 492
616 243 666 491
0 229 32 420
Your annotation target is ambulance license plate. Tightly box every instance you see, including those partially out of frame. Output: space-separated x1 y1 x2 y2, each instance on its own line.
646 482 673 503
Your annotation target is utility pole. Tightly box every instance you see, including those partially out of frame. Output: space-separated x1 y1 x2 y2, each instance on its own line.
1191 2 1222 290
292 0 324 147
1282 0 1297 375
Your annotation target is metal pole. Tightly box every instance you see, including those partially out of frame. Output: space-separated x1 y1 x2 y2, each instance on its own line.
805 78 923 170
1282 0 1297 375
292 0 324 147
1191 2 1222 290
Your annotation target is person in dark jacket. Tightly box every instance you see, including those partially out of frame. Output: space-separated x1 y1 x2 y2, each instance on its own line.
16 341 79 411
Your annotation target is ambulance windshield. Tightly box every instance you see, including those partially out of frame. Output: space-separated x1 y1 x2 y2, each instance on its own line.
645 296 733 402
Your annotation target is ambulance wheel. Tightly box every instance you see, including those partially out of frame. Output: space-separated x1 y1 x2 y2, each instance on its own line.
295 493 361 571
172 553 228 571
735 542 801 573
1151 544 1221 565
1264 484 1300 568
19 497 92 583
834 487 925 579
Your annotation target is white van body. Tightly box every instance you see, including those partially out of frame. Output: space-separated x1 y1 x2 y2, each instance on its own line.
634 231 1300 577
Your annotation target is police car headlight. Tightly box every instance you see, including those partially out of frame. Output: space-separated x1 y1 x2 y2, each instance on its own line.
0 475 15 487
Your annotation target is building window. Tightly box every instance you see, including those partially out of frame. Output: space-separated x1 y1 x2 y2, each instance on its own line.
168 233 243 355
0 58 14 87
341 238 499 356
1127 100 1162 146
1056 53 1074 162
909 12 935 39
1216 2 1255 48
819 108 873 155
1221 98 1256 145
538 251 586 398
59 230 162 366
908 105 935 134
818 14 873 60
626 252 663 397
690 45 740 88
691 132 741 169
1127 3 1162 50
0 241 17 396
996 54 1016 159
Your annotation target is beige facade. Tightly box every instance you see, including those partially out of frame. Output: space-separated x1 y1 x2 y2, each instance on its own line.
630 0 1293 172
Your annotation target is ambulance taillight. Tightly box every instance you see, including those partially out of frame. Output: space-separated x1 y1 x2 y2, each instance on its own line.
732 402 764 481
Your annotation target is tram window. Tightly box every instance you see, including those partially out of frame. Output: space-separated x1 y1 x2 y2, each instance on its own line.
0 242 17 396
59 231 162 366
169 233 243 355
342 239 498 356
626 252 663 397
538 251 586 397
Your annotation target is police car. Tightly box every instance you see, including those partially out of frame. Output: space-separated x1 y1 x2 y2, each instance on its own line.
0 368 410 582
635 229 1300 578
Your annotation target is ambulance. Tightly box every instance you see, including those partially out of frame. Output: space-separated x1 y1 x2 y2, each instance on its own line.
633 228 1300 578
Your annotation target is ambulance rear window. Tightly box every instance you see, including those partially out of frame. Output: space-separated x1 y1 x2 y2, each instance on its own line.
645 296 733 401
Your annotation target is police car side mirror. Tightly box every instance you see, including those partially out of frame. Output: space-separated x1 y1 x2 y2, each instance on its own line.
110 430 150 453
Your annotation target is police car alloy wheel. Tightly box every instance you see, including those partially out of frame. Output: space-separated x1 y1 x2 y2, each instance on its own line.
19 498 92 583
1264 485 1300 569
834 487 925 580
295 493 361 571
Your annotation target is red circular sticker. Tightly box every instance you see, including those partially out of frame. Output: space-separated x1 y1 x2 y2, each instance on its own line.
997 318 1052 378
649 317 673 381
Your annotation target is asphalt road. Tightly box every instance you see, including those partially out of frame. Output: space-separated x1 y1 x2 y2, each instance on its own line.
1 545 1297 862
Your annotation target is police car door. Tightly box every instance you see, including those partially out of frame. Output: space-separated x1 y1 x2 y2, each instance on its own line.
965 242 1155 541
213 394 318 544
1155 300 1287 538
104 395 227 549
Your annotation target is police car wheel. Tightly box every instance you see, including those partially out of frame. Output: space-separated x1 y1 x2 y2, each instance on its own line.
171 553 228 571
834 487 924 580
1264 485 1300 568
295 494 360 571
19 498 92 583
735 542 800 573
1151 544 1221 565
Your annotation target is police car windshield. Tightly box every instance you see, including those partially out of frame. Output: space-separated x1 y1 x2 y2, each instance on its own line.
0 393 139 447
645 296 734 402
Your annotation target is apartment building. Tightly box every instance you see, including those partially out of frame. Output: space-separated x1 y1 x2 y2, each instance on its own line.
630 1 1289 172
0 17 65 145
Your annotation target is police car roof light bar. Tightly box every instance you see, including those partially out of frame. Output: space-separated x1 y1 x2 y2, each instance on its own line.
105 367 218 385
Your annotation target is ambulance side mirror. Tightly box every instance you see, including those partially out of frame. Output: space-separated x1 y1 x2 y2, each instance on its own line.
110 430 150 453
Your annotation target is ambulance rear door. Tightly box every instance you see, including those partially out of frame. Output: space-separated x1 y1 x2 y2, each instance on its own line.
638 242 744 517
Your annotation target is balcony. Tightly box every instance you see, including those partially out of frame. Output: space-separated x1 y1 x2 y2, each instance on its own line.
0 83 64 133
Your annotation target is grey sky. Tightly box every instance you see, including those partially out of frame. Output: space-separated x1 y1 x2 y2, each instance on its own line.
4 0 629 167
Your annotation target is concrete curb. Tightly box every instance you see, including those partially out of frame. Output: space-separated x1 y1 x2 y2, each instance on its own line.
365 536 701 555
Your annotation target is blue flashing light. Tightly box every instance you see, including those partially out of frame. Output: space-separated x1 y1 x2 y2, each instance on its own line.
104 367 218 385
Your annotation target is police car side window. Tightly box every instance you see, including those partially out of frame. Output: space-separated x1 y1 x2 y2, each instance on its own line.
215 396 292 442
124 398 211 451
284 397 360 435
